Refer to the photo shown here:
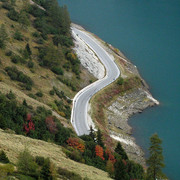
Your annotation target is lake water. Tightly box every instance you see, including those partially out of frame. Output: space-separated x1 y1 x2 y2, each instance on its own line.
58 0 180 179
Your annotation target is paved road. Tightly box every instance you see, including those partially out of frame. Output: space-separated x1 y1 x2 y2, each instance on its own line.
71 27 120 136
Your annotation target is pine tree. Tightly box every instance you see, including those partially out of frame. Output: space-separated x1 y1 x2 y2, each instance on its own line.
114 158 129 180
97 129 104 147
89 126 95 141
146 133 165 180
115 142 128 160
26 43 32 56
0 150 10 163
41 158 52 180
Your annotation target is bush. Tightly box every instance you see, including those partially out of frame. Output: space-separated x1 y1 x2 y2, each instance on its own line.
58 167 82 180
117 77 124 85
0 164 14 177
5 66 33 88
17 149 38 176
7 8 19 21
13 30 23 41
5 50 12 56
27 61 34 68
35 91 43 97
49 90 55 96
51 66 64 75
28 93 36 99
35 156 45 166
2 2 12 11
0 151 10 164
32 31 40 38
6 90 16 100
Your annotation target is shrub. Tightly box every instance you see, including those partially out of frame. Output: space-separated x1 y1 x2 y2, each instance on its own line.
27 61 34 68
2 2 12 11
28 93 36 99
13 30 23 41
5 50 12 56
51 66 64 75
0 164 14 177
5 66 33 88
7 8 19 21
58 167 82 180
6 90 16 100
117 77 124 85
32 31 40 38
0 151 10 164
36 91 43 97
17 149 38 176
49 89 55 96
35 156 45 166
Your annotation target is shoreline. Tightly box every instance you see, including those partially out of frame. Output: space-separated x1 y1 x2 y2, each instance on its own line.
71 23 159 166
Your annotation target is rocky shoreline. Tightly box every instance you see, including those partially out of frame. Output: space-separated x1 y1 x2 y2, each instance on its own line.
71 23 159 166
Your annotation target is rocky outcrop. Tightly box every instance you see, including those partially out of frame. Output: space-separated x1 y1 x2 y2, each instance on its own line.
107 88 157 134
72 28 105 79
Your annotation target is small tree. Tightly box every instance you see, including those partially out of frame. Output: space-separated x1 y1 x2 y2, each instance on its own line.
26 43 32 56
0 24 8 49
115 142 128 160
0 151 10 164
97 129 104 147
146 133 165 180
117 77 124 85
89 126 95 141
17 149 38 175
106 159 115 178
40 158 53 180
18 11 30 28
114 158 129 180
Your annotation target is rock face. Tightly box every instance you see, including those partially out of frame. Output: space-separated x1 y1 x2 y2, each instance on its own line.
72 29 105 79
107 88 158 166
107 88 156 134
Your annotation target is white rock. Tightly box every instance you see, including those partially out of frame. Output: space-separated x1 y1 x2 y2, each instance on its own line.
72 31 105 79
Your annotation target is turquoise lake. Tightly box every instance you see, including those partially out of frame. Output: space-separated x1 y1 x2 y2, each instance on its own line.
58 0 180 179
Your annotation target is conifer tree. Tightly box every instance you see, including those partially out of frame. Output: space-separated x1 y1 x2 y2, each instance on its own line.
89 126 95 141
97 128 104 147
26 43 32 56
115 142 128 160
0 150 10 163
114 158 129 180
146 133 165 180
41 158 52 180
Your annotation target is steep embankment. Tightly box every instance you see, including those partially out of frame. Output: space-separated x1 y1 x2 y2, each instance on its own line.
0 129 111 180
0 0 95 127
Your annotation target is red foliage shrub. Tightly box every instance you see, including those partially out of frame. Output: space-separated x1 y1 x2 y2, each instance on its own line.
105 149 116 164
23 113 35 134
67 137 85 152
45 116 58 134
95 145 104 160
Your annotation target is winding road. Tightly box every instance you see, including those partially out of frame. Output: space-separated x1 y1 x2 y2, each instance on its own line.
71 27 120 136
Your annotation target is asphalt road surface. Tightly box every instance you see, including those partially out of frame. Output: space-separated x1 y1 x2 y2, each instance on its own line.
71 27 120 136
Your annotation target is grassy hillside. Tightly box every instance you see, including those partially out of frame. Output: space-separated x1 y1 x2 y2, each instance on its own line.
0 0 95 126
0 129 111 180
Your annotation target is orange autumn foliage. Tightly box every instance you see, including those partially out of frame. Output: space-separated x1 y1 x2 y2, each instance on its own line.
105 149 116 164
95 145 105 160
67 137 85 152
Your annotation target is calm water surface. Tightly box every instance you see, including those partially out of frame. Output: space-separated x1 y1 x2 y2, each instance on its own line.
58 0 180 179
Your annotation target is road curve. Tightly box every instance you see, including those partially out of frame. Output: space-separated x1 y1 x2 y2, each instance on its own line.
71 27 120 136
